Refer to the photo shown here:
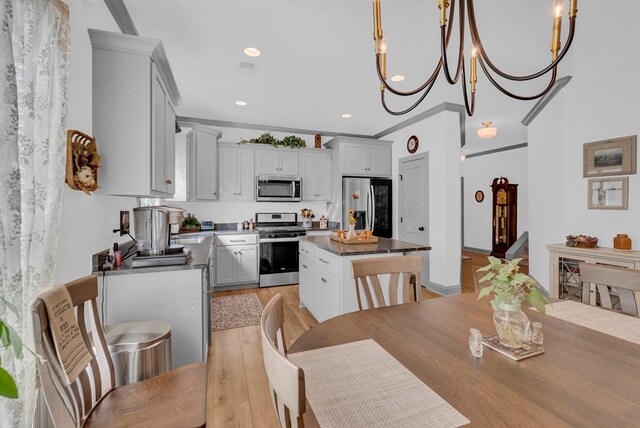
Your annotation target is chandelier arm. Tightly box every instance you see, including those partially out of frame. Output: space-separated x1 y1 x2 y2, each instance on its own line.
375 1 456 96
376 55 442 97
380 76 439 116
478 54 558 101
467 0 576 81
441 0 466 85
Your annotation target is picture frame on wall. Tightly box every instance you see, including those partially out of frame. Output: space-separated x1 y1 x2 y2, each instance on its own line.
587 177 629 210
583 135 637 177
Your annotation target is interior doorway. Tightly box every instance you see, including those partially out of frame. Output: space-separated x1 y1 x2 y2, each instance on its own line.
398 153 429 286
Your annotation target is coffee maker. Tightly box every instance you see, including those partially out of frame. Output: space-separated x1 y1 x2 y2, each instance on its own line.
131 207 190 267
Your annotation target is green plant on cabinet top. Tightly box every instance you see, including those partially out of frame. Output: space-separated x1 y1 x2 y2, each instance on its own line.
239 132 306 148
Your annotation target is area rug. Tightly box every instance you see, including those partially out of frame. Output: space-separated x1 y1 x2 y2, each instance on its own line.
211 294 263 331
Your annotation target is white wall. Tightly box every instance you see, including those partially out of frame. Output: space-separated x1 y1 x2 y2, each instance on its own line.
385 111 462 291
462 147 528 251
528 1 640 289
56 0 136 284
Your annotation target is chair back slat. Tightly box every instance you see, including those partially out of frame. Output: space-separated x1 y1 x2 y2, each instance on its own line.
579 263 640 316
260 294 306 428
388 273 400 305
351 256 423 310
32 275 116 427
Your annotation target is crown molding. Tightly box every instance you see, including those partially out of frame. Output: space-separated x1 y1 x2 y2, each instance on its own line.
465 142 528 159
521 75 572 126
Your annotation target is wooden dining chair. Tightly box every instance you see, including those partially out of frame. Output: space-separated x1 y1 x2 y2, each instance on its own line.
260 294 306 428
351 255 423 310
579 262 640 316
32 275 206 427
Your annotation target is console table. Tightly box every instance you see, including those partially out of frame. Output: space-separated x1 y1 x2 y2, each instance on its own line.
546 243 640 304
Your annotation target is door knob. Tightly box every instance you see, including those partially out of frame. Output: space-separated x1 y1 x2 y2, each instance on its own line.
165 179 172 184
418 227 425 231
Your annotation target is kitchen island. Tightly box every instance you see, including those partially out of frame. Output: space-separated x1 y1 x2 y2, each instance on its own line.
298 236 430 322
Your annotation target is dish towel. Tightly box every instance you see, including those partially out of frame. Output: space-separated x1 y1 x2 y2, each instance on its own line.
39 285 93 384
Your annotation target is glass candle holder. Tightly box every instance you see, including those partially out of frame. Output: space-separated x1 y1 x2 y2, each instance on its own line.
531 322 543 345
469 328 483 358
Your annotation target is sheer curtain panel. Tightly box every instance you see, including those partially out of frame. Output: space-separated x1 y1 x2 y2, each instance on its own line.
0 0 70 426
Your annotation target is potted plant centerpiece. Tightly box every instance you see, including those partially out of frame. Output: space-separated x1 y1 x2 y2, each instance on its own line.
477 257 548 348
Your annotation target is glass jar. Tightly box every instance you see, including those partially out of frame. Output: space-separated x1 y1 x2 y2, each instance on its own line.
493 301 531 349
469 328 483 357
531 321 543 345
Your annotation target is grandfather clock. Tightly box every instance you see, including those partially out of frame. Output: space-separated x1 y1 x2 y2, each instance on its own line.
490 177 518 258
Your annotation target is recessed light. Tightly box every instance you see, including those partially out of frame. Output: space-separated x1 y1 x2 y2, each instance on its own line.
243 47 261 57
390 75 405 82
235 100 247 106
341 113 352 118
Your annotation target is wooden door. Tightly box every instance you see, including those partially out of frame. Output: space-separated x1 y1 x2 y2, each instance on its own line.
301 152 318 200
236 245 258 283
316 152 332 200
195 131 217 200
279 151 300 176
218 147 238 199
215 246 237 284
341 144 368 175
151 64 168 193
369 145 391 177
398 153 429 285
237 149 255 200
255 150 279 175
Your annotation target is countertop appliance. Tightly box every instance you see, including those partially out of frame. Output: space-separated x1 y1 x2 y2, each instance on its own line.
342 177 392 238
132 206 190 268
255 212 306 287
256 175 301 202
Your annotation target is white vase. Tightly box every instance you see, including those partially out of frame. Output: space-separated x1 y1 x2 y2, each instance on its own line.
302 218 312 228
346 224 356 239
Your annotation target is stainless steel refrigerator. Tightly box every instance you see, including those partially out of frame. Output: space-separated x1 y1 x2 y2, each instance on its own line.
342 177 392 238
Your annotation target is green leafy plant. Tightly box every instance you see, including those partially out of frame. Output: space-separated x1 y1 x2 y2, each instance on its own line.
239 132 306 148
477 256 548 314
1 297 24 399
181 213 201 228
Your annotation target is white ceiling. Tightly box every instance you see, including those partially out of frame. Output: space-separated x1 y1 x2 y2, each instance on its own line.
125 0 574 153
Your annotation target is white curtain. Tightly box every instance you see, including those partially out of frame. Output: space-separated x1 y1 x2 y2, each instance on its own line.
0 0 69 426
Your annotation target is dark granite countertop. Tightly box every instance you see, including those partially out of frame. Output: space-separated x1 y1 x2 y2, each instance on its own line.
300 235 431 256
94 236 212 276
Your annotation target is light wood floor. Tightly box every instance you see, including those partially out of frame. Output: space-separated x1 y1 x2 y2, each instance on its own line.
207 284 443 427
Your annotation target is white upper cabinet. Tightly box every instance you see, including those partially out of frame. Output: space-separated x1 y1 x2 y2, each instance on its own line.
324 137 393 177
255 148 300 176
90 29 181 197
301 150 332 201
218 143 255 200
187 125 222 201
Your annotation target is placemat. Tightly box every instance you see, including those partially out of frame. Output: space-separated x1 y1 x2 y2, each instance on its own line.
542 300 640 345
288 339 469 428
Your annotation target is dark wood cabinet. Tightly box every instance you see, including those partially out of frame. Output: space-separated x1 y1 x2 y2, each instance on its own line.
490 177 518 258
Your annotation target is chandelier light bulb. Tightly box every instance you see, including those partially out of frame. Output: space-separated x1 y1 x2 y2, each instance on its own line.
460 153 466 161
554 5 563 17
379 38 388 54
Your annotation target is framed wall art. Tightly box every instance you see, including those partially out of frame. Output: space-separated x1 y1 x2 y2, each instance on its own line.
583 135 637 177
587 177 629 210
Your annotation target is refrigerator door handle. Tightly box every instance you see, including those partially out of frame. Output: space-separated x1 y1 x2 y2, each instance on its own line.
365 187 371 230
370 184 376 233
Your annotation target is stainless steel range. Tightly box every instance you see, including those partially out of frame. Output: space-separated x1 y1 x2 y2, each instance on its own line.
255 212 306 287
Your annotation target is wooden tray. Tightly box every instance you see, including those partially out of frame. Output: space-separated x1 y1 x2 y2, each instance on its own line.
330 234 379 245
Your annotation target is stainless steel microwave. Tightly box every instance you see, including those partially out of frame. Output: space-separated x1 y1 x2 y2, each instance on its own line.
256 175 302 202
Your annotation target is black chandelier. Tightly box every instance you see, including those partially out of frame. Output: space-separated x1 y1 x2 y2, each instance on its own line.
372 0 578 116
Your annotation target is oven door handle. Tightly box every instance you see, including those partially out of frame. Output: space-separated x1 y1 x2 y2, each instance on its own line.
259 238 302 243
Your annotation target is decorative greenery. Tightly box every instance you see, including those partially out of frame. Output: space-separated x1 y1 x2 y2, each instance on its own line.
239 132 306 148
477 256 548 314
181 213 201 227
1 298 25 399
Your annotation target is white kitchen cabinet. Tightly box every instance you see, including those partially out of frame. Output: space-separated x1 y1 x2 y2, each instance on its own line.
255 148 300 176
214 233 259 286
218 143 255 200
89 29 181 197
298 244 314 311
298 240 405 322
324 137 393 178
301 150 332 201
100 269 206 369
187 125 222 201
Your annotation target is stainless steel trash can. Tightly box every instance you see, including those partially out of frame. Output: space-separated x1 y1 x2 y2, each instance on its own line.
103 320 172 386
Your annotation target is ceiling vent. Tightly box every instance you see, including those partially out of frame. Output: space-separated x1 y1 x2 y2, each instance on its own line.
238 61 258 75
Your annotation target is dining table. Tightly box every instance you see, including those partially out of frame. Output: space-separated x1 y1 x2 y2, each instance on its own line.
288 293 640 427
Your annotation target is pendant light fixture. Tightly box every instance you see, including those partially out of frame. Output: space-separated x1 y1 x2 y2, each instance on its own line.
371 0 578 116
477 121 497 139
